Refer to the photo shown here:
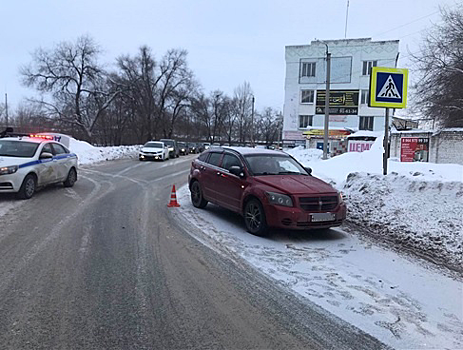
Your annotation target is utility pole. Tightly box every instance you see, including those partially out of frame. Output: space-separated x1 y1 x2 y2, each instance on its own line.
383 108 389 175
323 46 331 160
5 93 8 128
251 95 255 147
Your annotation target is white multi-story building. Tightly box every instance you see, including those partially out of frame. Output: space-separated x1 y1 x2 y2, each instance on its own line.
283 38 399 151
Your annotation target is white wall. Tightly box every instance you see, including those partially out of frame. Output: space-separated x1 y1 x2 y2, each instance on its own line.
284 38 399 137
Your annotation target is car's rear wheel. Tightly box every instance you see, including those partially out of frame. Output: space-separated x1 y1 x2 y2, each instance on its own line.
190 181 208 208
244 199 268 236
17 174 36 199
64 168 77 187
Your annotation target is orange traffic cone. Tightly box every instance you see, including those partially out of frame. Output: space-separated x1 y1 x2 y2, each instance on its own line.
167 185 180 207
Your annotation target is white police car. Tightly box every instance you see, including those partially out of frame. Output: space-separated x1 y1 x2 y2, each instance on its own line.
0 134 78 199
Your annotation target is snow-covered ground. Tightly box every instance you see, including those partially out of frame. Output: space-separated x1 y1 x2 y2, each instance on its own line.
171 136 462 348
287 138 463 273
69 138 140 166
173 186 463 349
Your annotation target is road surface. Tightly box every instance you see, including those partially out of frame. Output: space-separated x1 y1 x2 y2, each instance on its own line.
0 156 386 349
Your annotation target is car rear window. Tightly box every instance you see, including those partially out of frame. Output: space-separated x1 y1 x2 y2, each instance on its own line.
0 140 40 158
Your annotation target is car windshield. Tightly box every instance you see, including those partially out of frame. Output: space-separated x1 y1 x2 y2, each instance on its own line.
178 142 186 147
245 154 308 176
144 142 163 148
0 140 40 158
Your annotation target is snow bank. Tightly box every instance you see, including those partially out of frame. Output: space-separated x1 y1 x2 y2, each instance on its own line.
286 146 323 164
69 138 140 166
345 172 463 272
288 136 463 187
288 137 463 273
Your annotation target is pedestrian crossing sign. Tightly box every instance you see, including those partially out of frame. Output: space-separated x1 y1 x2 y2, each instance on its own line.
369 67 408 108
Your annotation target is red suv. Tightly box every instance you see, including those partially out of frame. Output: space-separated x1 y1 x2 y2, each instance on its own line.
188 147 346 236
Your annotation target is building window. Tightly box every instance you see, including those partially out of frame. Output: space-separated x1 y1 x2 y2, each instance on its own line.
360 90 370 105
299 115 313 128
301 90 314 104
362 60 377 75
300 62 316 77
359 116 374 130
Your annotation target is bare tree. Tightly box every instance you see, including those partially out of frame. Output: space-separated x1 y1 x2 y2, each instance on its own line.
412 5 463 127
190 91 229 143
156 49 196 138
114 46 158 141
233 82 253 143
20 35 119 140
256 108 282 146
0 102 5 128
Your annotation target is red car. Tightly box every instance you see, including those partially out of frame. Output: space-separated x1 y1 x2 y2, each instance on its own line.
188 147 346 236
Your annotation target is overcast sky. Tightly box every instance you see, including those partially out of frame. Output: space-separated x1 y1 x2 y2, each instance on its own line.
0 0 458 112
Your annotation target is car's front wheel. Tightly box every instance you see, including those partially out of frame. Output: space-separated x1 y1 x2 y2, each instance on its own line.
64 168 77 187
190 181 208 208
244 199 268 236
17 174 37 199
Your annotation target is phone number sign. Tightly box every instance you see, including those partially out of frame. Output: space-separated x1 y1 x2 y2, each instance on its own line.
400 137 429 162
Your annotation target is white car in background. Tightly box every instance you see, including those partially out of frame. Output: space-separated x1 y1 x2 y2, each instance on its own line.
139 141 170 161
0 135 78 199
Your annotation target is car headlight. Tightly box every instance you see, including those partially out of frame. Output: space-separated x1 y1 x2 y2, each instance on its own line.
0 165 19 175
339 191 346 203
266 191 293 207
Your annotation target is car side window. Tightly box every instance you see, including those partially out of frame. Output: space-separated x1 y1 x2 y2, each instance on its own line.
198 152 209 162
51 143 67 155
207 152 222 166
41 143 53 155
221 154 241 170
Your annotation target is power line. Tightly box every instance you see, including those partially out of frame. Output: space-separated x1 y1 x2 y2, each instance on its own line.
373 10 440 38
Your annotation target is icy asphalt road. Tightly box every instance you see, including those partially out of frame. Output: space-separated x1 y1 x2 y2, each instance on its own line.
0 156 386 350
174 186 463 349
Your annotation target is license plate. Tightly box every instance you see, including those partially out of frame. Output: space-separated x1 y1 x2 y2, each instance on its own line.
310 213 336 222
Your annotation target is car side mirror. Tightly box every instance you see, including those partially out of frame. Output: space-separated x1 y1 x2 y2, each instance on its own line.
305 167 312 175
40 152 53 160
229 165 245 178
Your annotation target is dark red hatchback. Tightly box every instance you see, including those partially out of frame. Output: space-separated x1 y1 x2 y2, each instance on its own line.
188 147 346 236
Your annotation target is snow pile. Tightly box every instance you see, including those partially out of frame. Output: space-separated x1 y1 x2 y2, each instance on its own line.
289 137 463 272
69 138 140 166
286 146 323 164
345 172 463 271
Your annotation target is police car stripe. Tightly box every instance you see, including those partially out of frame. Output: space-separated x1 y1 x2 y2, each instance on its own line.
18 154 77 169
18 160 41 169
53 153 77 160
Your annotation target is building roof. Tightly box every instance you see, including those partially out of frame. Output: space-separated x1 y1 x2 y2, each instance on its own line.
286 37 399 49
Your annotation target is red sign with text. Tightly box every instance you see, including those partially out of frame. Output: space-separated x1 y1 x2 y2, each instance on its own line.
401 137 429 162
